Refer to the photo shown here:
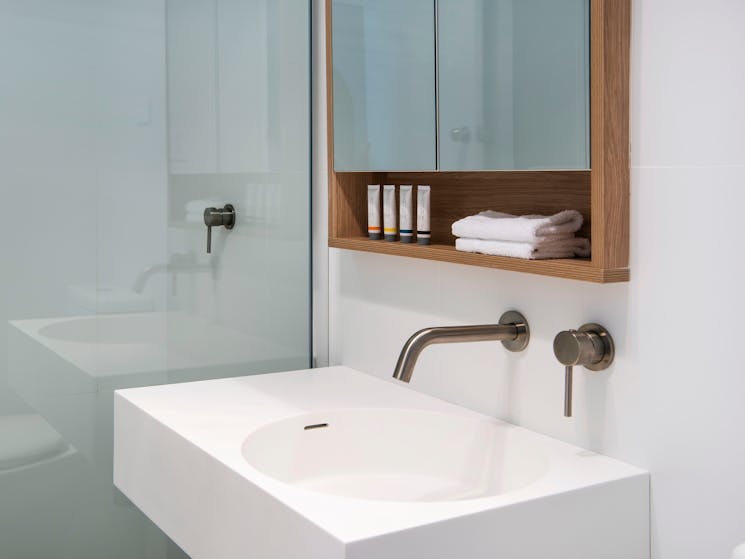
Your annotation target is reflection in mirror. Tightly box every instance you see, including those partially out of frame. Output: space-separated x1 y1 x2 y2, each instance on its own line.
332 0 437 171
438 0 590 170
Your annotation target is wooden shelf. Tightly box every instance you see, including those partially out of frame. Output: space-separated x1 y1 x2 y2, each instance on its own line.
326 169 628 283
325 0 631 284
330 237 629 283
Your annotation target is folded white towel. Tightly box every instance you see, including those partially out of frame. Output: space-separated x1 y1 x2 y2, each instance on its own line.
452 210 584 243
731 544 745 559
455 237 591 260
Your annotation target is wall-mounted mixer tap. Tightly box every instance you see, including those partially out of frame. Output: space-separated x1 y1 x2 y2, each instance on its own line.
553 324 615 417
132 252 212 294
204 204 236 254
392 311 530 383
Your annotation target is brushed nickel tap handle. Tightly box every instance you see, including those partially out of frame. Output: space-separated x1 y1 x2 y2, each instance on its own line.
203 204 236 254
553 324 614 417
564 366 573 417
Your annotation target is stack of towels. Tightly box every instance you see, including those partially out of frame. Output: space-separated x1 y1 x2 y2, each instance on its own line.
452 210 590 260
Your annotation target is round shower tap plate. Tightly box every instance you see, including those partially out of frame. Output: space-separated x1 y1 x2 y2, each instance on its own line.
578 323 615 371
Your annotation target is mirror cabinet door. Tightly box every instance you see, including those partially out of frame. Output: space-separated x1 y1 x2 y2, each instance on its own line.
332 0 437 171
437 0 590 171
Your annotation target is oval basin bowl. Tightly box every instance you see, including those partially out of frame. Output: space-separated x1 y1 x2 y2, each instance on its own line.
242 408 549 503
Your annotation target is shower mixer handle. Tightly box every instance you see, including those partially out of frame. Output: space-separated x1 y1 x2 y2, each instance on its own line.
553 324 615 418
203 204 236 254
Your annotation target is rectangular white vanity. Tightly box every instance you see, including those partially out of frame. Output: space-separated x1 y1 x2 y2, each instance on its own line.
114 366 649 559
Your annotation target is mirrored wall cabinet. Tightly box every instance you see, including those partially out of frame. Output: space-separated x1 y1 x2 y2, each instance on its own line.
327 0 631 283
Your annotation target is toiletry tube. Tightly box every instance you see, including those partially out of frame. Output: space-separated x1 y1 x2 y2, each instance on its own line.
417 185 431 245
399 185 414 243
383 185 397 241
367 185 381 240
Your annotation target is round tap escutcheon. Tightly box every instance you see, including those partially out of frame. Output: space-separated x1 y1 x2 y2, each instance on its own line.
553 323 615 371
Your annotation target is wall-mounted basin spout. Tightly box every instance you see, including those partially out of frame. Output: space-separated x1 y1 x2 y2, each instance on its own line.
132 252 212 294
392 311 530 383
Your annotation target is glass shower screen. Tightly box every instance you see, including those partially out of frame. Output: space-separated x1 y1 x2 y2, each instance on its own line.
0 1 311 557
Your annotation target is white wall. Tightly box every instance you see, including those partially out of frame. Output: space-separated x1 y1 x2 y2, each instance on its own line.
315 1 745 557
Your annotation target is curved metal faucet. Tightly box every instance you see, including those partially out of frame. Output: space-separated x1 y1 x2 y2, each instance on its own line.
392 311 530 383
132 252 212 294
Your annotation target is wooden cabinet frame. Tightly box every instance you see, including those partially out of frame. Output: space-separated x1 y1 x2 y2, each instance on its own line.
326 0 631 283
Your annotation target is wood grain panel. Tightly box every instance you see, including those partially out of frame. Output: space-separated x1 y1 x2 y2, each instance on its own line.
329 237 629 283
331 172 386 238
590 0 631 269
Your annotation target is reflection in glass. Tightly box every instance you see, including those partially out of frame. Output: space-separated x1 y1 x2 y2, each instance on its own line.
0 0 311 557
332 0 437 171
438 0 590 170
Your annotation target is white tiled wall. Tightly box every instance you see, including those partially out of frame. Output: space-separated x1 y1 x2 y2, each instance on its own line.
315 1 745 557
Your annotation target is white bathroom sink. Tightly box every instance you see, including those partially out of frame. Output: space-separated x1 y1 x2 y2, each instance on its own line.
114 366 650 559
242 408 548 502
7 312 308 476
38 315 166 345
9 312 305 387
